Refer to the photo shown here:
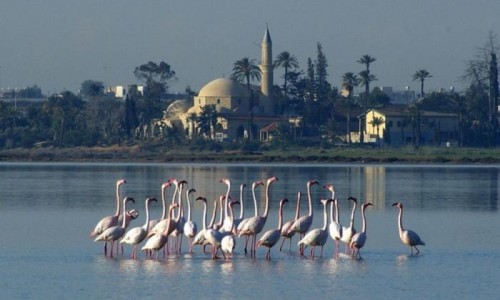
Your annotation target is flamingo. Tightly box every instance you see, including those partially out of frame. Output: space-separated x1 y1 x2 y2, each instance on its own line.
172 180 188 253
94 197 135 258
197 196 225 259
236 180 264 254
324 184 342 256
392 202 426 255
297 199 332 259
121 197 158 259
287 180 319 255
147 181 176 237
147 181 170 233
238 176 279 258
90 179 126 255
141 203 179 259
221 199 240 259
279 192 301 251
183 188 198 253
257 198 288 260
192 197 218 253
349 202 373 259
341 196 358 254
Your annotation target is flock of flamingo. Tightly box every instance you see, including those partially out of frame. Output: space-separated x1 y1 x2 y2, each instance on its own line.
90 177 425 260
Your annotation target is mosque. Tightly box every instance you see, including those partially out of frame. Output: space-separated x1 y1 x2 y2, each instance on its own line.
158 28 287 142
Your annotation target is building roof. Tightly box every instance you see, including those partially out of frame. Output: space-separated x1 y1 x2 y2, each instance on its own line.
198 78 249 98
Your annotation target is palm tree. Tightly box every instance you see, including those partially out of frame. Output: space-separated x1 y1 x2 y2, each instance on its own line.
342 72 361 144
274 51 299 116
412 69 432 98
231 57 261 90
231 57 261 140
368 116 384 147
357 55 377 144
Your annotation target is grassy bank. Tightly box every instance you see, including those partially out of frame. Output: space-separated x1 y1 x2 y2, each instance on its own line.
0 145 498 164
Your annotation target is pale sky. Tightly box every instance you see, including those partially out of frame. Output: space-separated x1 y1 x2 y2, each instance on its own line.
1 0 499 95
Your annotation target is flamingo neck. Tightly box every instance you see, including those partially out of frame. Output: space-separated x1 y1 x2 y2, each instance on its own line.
228 203 235 232
239 185 245 219
163 206 176 236
218 196 224 225
329 201 334 223
278 202 284 230
334 199 340 223
398 207 404 233
186 191 192 221
144 200 151 231
160 186 167 219
176 183 184 221
252 184 259 216
202 201 207 231
294 192 301 220
307 183 313 217
349 201 356 227
262 180 273 218
114 181 122 217
322 202 328 230
361 206 367 233
224 181 230 219
121 199 128 228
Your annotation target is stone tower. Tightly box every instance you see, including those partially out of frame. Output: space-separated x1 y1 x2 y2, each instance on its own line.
260 27 274 115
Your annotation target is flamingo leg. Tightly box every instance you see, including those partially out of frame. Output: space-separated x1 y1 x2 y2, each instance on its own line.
104 241 108 255
279 238 286 251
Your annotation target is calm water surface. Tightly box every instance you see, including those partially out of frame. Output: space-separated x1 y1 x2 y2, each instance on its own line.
0 162 499 299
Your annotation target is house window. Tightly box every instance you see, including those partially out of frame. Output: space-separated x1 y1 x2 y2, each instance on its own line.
217 99 221 104
388 121 393 127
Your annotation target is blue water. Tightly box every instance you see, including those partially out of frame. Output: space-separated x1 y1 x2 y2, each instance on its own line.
0 162 499 299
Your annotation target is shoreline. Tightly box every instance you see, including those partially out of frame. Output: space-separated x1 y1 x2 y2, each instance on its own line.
0 145 498 164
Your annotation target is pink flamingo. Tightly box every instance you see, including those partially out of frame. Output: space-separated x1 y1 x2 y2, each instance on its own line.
192 197 218 253
141 203 179 259
257 198 288 260
341 197 358 254
183 188 198 253
238 176 279 258
350 202 373 259
392 202 426 255
90 179 126 255
324 184 342 256
220 178 233 233
297 199 332 259
279 192 301 251
94 197 135 258
221 199 240 259
236 180 264 254
287 180 319 255
121 197 157 259
147 181 170 233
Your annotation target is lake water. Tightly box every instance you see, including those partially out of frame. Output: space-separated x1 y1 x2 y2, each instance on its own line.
0 162 499 299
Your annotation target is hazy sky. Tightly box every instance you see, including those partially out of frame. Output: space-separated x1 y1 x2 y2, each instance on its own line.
1 0 500 95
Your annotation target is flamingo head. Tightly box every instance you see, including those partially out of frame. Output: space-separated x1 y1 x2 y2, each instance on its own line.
348 196 357 204
280 198 289 206
220 178 230 185
188 188 196 194
308 180 319 187
323 183 334 191
240 183 247 189
117 179 126 186
146 197 158 205
392 202 403 208
363 202 373 210
267 176 278 185
229 200 240 208
161 181 171 190
252 180 264 188
196 196 207 203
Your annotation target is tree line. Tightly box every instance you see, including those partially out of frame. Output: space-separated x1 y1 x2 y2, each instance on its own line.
0 36 498 150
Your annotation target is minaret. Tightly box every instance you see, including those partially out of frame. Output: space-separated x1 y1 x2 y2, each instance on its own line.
260 26 273 115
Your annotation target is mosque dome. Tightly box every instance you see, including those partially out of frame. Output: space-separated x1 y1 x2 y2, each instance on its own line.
198 78 249 98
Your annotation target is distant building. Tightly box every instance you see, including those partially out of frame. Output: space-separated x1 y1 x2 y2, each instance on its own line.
357 107 458 146
105 85 144 98
157 27 286 141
